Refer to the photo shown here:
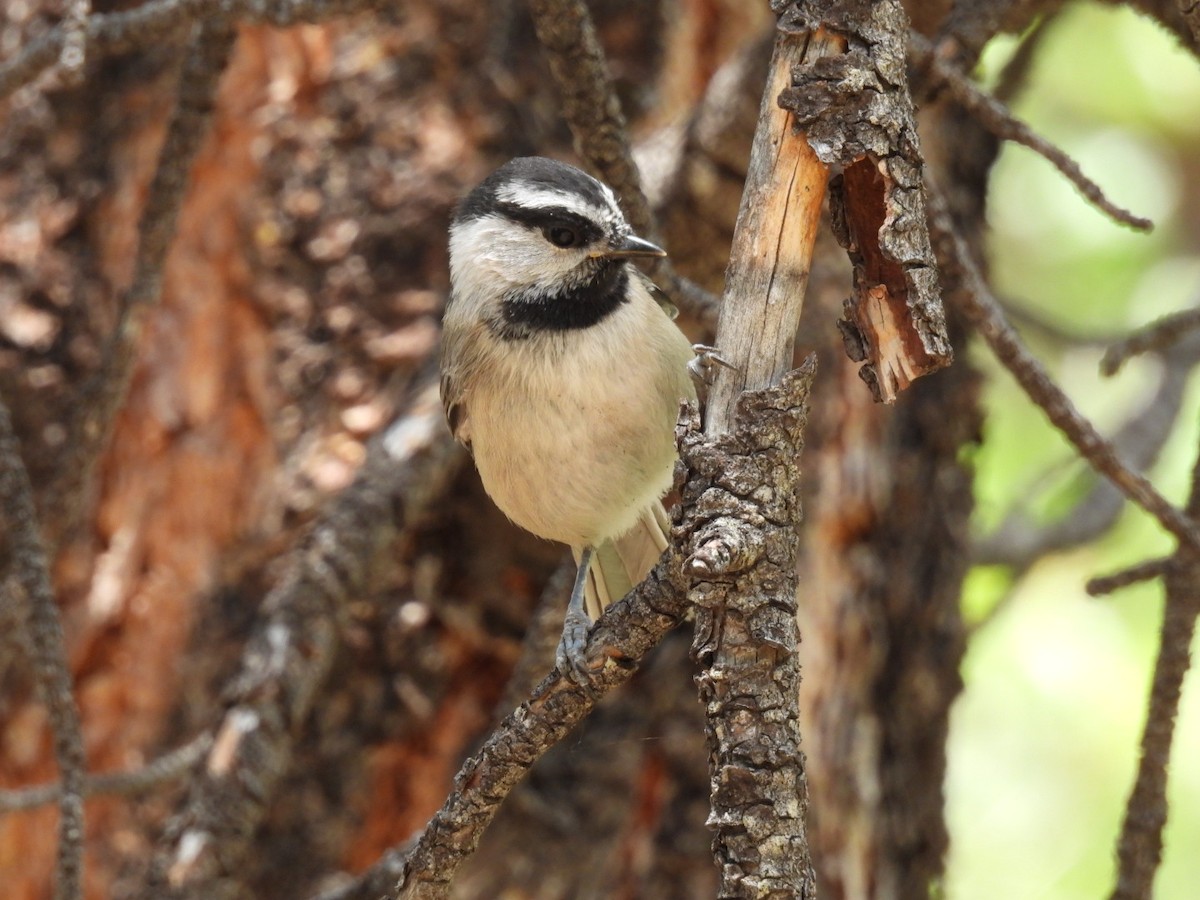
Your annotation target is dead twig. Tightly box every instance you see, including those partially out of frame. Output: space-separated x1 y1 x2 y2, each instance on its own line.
975 334 1200 571
0 397 85 900
1102 306 1200 375
910 32 1153 232
1110 449 1200 899
0 733 212 813
928 185 1200 556
1087 557 1174 596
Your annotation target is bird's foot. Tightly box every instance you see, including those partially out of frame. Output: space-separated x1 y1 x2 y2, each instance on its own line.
689 344 737 388
555 606 595 686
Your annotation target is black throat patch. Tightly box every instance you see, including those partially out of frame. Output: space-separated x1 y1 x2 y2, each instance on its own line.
490 261 629 341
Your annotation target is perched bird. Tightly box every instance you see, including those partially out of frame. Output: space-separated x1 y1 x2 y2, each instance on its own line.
439 157 696 676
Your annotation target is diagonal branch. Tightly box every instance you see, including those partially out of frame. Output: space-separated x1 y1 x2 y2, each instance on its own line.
927 184 1200 555
910 32 1153 232
389 554 692 899
0 733 211 813
0 397 86 900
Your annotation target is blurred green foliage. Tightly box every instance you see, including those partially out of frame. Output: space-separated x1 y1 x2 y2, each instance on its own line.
945 5 1200 899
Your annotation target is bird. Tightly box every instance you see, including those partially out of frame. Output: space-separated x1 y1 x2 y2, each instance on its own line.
439 156 697 678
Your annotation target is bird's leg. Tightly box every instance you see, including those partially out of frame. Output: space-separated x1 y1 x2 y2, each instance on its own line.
688 343 737 389
556 545 595 683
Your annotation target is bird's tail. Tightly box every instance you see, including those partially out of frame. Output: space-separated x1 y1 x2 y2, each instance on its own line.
573 502 672 621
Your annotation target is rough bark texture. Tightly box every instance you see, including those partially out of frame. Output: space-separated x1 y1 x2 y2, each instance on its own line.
777 0 951 402
683 361 818 900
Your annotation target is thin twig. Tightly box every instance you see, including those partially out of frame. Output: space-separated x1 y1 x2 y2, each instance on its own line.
0 398 86 900
0 733 212 813
928 185 1200 554
1110 448 1200 899
910 32 1153 231
975 336 1200 570
1102 306 1200 375
1087 557 1173 596
41 19 235 550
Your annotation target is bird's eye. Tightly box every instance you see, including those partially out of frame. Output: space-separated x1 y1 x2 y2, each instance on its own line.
545 225 580 248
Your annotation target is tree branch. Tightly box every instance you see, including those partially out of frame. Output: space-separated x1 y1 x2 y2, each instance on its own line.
909 32 1153 232
524 0 719 326
0 397 86 900
1110 447 1200 899
390 555 692 899
1102 305 1200 375
975 334 1200 571
704 26 840 434
927 184 1200 555
0 733 212 813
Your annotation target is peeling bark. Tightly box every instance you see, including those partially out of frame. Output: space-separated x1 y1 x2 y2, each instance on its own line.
776 0 951 401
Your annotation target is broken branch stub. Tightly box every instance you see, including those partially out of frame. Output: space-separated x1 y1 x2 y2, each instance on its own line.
776 0 952 402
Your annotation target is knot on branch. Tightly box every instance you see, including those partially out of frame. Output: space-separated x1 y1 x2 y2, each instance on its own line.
774 0 951 403
677 357 817 539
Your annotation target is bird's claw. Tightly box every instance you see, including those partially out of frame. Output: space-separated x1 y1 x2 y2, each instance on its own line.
689 344 737 387
555 606 595 685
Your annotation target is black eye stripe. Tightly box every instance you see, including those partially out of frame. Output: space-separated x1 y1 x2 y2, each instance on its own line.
490 202 605 246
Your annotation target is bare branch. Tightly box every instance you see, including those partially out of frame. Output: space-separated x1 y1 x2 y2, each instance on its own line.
1102 306 1200 375
1087 557 1173 596
0 733 212 813
910 32 1153 232
704 27 839 434
975 335 1200 570
390 555 691 899
928 184 1200 555
142 380 461 899
1110 448 1200 898
0 397 85 900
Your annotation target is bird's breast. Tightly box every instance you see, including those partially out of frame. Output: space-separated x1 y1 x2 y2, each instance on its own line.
466 298 693 547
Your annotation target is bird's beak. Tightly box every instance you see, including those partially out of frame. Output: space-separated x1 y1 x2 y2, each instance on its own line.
598 234 667 259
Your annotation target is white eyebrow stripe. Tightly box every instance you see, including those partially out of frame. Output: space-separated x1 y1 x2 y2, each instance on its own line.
495 184 606 221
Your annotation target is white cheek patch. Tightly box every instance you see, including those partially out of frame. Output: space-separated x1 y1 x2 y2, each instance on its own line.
450 215 583 299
